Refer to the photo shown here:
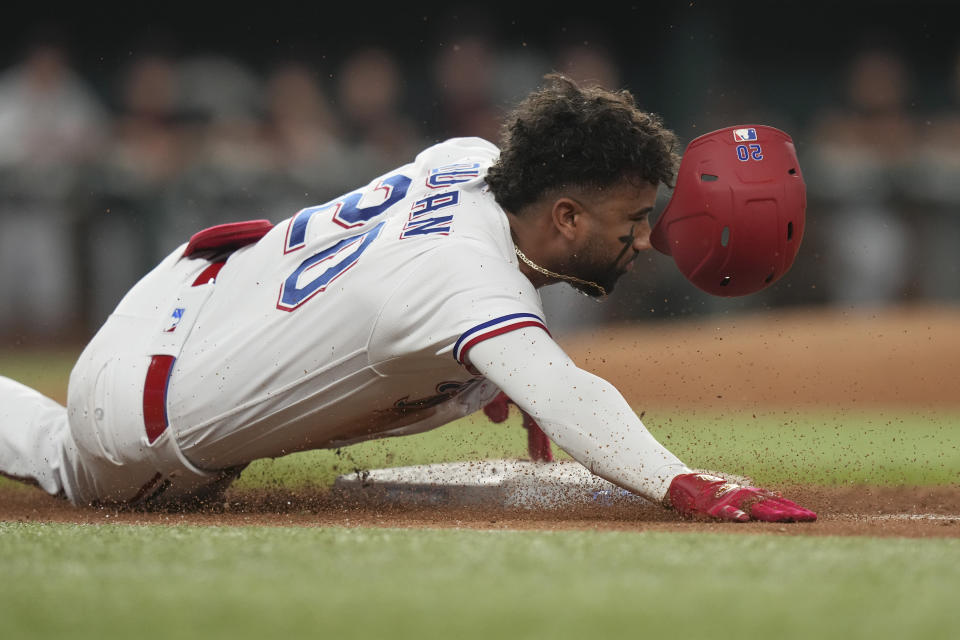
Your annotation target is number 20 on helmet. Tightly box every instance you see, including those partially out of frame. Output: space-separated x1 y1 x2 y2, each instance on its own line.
649 125 806 297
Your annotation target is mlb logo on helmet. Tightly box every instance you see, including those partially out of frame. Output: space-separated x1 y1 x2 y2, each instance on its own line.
733 128 758 141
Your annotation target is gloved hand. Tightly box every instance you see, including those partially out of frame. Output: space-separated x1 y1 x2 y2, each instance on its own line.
482 392 554 462
482 391 512 424
667 473 816 522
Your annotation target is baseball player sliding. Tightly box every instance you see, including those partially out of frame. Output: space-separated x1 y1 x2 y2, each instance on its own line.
0 74 814 522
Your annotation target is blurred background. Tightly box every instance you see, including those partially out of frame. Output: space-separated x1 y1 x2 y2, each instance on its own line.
2 0 958 343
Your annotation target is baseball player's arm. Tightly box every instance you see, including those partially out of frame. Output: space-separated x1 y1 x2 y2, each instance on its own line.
466 326 691 502
467 327 816 521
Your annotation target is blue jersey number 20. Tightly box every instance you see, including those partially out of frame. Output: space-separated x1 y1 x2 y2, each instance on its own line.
276 175 412 312
277 163 471 312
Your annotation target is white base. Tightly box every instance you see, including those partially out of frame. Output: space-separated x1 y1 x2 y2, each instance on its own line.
332 460 653 510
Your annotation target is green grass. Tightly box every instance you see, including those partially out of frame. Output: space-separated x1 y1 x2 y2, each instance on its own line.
2 522 959 640
651 408 960 486
0 346 81 403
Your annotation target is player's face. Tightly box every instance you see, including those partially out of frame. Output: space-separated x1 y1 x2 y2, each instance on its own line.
568 179 658 296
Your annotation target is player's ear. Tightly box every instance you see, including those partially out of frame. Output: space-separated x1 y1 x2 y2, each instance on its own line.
551 197 583 241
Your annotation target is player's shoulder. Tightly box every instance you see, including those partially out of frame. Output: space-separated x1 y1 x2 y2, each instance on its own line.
407 235 532 306
413 137 500 167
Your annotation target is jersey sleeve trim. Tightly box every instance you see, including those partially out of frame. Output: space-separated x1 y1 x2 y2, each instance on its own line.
453 312 549 365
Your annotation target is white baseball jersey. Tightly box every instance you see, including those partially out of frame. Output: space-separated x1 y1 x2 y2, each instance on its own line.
164 137 546 468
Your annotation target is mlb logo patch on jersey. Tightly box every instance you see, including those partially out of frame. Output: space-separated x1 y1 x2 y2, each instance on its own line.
733 128 758 142
164 307 185 333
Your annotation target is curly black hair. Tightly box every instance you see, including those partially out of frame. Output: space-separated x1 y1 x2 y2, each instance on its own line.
485 73 679 213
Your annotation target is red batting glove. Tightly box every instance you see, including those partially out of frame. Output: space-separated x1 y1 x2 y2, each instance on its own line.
668 473 816 523
482 392 554 462
522 412 554 462
482 392 512 424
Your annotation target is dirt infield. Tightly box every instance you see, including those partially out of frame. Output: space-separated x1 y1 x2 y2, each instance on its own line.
559 303 960 411
2 484 960 538
3 304 960 537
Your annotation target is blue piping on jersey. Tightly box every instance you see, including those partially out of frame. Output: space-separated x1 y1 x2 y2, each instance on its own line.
452 312 545 362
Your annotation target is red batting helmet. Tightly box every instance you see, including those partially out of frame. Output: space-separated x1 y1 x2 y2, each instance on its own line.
649 125 806 297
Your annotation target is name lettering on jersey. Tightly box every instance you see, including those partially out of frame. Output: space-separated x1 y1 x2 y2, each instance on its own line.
277 222 385 311
284 174 412 252
426 162 481 189
400 191 459 239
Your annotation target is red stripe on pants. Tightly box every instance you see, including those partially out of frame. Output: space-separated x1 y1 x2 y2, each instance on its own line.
143 355 176 443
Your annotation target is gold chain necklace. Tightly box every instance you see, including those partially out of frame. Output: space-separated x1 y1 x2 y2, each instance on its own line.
514 244 607 298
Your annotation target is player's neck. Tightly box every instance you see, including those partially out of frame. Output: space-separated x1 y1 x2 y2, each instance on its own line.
507 213 556 289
